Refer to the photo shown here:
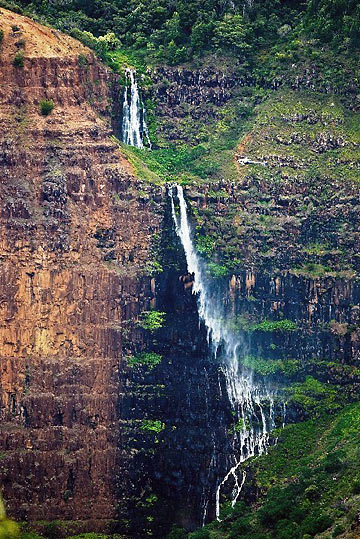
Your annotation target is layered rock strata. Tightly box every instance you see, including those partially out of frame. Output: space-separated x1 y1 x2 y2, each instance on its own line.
0 8 161 531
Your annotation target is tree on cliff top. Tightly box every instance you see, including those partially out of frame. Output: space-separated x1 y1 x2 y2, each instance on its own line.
5 0 360 64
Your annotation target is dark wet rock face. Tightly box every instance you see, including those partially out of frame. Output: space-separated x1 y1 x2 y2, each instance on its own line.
116 208 235 536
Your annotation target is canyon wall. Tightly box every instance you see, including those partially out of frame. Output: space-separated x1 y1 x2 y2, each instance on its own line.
0 8 359 538
0 8 162 533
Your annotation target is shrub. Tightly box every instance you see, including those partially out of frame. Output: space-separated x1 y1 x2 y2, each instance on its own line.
213 14 251 54
167 526 186 539
288 376 340 417
196 235 215 257
0 29 3 43
323 450 345 473
332 524 346 537
125 352 162 370
301 513 333 536
40 99 54 116
13 51 24 67
140 419 165 433
139 311 166 332
259 487 295 525
188 529 210 539
290 505 308 523
304 484 320 501
0 518 20 537
250 319 298 332
229 517 252 538
352 474 360 494
145 259 163 275
43 521 61 539
275 519 301 539
78 53 89 68
258 484 303 526
207 262 228 278
15 38 25 48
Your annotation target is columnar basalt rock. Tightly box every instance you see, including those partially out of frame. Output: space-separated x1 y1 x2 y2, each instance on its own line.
0 8 162 531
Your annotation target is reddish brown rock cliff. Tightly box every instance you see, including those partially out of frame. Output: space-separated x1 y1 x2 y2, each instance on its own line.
0 8 161 532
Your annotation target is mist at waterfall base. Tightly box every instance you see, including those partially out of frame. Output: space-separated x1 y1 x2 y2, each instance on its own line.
169 184 286 524
121 68 151 149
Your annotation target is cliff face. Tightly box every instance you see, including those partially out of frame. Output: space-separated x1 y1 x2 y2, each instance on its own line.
1 8 360 537
139 66 360 534
0 8 161 531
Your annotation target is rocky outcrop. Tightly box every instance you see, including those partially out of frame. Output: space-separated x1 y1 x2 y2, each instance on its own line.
183 90 360 277
147 59 359 146
146 64 251 144
148 66 251 108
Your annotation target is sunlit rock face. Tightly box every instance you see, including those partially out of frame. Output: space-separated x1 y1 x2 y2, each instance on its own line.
0 7 162 533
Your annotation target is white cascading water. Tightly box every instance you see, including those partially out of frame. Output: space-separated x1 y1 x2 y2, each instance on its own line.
170 184 285 522
121 68 151 149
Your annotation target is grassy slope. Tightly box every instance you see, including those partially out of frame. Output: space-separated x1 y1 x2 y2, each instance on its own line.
186 403 360 539
181 89 360 277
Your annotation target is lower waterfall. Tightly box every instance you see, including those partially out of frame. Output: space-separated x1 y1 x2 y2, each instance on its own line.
169 184 286 522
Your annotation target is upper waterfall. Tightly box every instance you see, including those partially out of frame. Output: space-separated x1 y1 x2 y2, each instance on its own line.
121 68 151 149
169 184 285 522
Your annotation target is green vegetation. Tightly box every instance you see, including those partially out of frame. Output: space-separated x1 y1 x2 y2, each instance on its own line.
15 37 25 48
138 311 166 332
228 418 250 435
39 99 54 116
13 51 24 67
242 356 299 376
144 259 163 276
1 2 358 538
207 262 228 278
186 402 360 538
68 29 119 62
0 495 19 538
0 29 3 44
250 319 298 332
109 137 162 185
77 53 89 68
138 96 255 182
43 521 61 539
140 419 165 434
11 0 359 69
5 1 357 283
287 376 342 418
125 352 162 370
189 89 359 276
230 316 298 333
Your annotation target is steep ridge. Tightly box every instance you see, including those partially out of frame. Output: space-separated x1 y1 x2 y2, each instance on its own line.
0 8 161 532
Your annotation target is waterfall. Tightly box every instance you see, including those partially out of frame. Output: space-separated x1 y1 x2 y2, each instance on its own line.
121 68 151 149
169 184 283 521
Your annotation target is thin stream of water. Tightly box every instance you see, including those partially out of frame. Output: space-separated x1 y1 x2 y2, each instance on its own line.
169 184 284 522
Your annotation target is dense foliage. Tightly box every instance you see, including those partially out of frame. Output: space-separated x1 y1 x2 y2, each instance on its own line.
4 0 360 64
